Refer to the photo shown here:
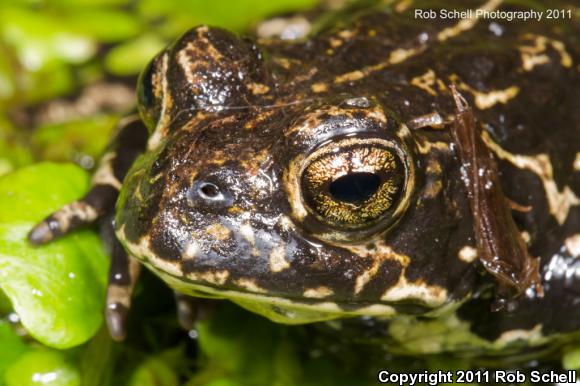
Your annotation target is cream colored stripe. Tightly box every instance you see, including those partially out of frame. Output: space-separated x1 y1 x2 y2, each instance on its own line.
334 0 504 84
148 53 170 150
437 0 503 42
483 131 580 225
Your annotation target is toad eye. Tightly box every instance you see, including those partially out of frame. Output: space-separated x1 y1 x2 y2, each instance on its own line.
137 54 165 130
300 138 406 230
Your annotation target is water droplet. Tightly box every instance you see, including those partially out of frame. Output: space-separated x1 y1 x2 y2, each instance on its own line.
31 289 43 297
188 329 199 339
8 313 20 323
488 22 504 37
32 372 58 383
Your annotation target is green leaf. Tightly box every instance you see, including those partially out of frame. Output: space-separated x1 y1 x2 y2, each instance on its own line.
64 9 142 42
0 321 29 383
0 163 109 348
0 53 16 101
47 0 133 7
4 350 81 386
138 0 319 34
104 34 166 76
0 290 12 313
78 328 114 386
0 7 96 67
128 357 179 386
563 346 580 370
32 114 120 163
193 304 302 386
0 7 93 103
204 379 241 386
0 115 34 176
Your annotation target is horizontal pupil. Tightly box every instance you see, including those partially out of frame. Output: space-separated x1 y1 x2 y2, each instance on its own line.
328 172 381 204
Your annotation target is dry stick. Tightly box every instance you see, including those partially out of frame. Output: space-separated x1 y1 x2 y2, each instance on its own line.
449 85 543 310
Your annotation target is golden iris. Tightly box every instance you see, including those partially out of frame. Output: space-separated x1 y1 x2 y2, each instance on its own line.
301 138 404 229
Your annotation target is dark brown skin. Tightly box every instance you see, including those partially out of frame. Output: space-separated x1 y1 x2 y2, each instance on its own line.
30 0 580 347
449 85 543 307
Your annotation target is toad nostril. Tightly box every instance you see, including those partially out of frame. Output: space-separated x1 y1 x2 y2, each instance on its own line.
189 180 233 207
199 183 220 199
